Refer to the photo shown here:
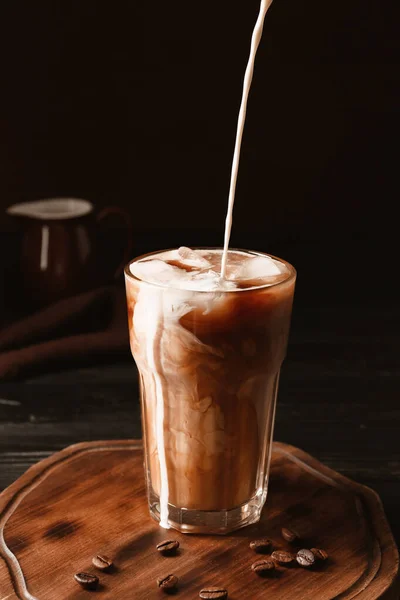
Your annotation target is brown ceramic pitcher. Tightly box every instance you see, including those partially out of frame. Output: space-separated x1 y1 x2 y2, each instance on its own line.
7 197 132 308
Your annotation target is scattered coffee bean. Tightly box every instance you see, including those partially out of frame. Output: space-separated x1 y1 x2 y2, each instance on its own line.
157 574 179 591
251 558 276 575
249 538 272 553
157 540 180 555
92 554 113 571
74 572 99 590
199 587 228 599
296 549 316 568
311 548 329 562
281 527 300 543
271 550 295 565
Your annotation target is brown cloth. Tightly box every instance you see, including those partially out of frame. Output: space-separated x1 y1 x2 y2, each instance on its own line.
0 286 130 380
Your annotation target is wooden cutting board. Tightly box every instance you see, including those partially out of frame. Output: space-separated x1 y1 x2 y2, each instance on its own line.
0 440 398 600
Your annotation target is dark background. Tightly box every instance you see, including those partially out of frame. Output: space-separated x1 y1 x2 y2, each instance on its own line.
0 0 399 310
0 0 399 552
0 0 398 240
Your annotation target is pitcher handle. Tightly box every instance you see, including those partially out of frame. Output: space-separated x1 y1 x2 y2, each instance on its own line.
96 206 133 278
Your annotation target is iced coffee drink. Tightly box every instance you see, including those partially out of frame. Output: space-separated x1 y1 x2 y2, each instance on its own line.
124 0 294 533
125 247 296 533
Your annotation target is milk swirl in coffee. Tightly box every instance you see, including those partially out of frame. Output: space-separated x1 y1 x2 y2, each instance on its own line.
125 0 296 533
126 250 295 529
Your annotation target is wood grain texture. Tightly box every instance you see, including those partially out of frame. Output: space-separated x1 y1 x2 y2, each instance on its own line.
2 354 400 548
0 440 398 600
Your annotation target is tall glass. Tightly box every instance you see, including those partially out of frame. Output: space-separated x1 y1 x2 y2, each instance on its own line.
124 249 296 533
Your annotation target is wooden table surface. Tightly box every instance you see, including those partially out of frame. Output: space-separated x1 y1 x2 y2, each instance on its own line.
1 300 399 550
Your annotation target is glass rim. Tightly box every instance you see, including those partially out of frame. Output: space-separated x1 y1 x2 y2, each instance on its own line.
124 247 297 293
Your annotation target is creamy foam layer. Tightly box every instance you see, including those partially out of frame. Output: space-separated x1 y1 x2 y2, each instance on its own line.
130 248 289 292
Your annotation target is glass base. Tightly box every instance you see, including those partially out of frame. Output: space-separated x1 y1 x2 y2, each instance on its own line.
149 490 267 534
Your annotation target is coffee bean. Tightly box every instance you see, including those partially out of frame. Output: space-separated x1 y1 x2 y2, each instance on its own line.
92 554 113 571
157 574 179 590
281 527 300 543
271 550 295 565
296 549 316 568
251 558 276 575
199 587 228 599
157 540 180 554
249 538 272 553
311 548 329 562
74 572 99 590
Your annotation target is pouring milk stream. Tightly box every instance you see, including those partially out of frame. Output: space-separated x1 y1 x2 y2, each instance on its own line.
156 0 274 527
220 0 274 280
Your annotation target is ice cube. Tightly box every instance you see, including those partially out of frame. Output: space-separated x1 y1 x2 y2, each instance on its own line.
130 259 186 285
179 270 220 291
177 247 212 269
173 270 237 292
228 255 282 281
